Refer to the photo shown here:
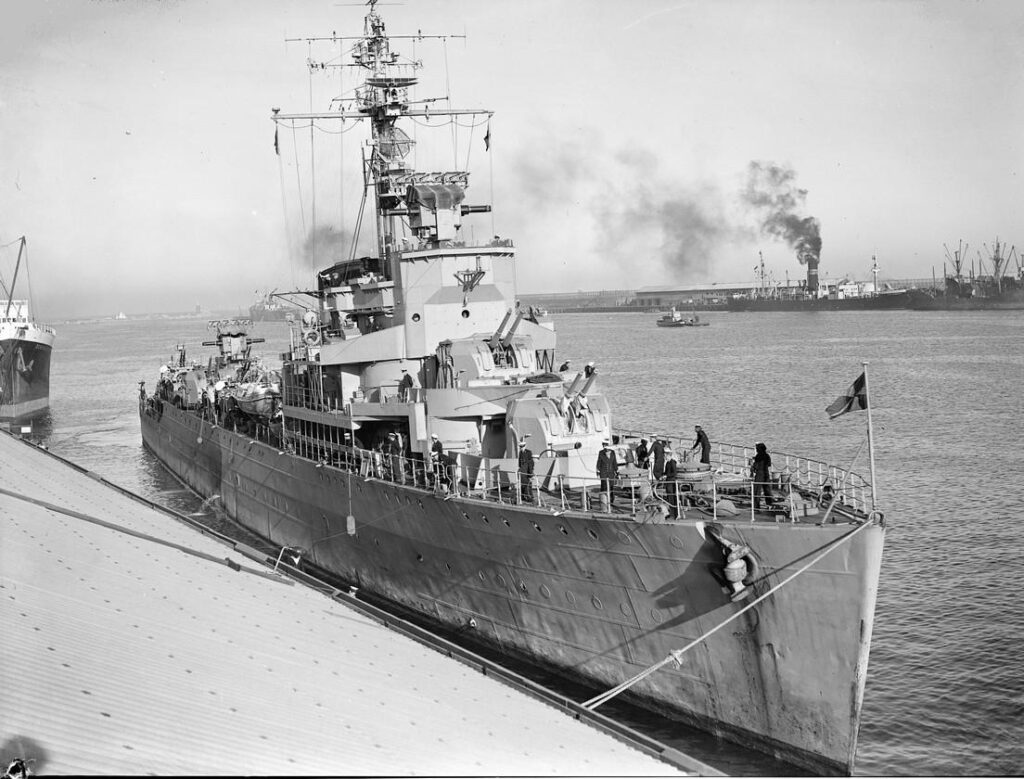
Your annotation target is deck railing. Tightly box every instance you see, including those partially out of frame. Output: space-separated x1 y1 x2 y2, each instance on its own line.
147 376 873 522
275 425 871 523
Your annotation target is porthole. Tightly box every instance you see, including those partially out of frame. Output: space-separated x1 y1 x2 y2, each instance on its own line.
411 313 421 322
374 538 381 546
592 596 604 610
565 591 576 605
587 528 598 540
444 562 452 574
496 574 507 588
557 524 568 535
502 518 510 527
461 309 470 319
619 602 632 617
481 514 489 524
617 531 632 545
461 512 470 520
416 554 424 562
478 571 486 582
670 536 685 550
540 584 551 598
519 580 528 593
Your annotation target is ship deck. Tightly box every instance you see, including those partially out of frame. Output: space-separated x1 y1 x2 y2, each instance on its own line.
0 429 715 776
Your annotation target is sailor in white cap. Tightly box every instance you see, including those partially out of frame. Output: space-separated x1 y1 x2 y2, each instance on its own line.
584 361 596 377
398 368 414 401
429 433 446 489
517 436 534 501
650 433 666 480
596 438 619 507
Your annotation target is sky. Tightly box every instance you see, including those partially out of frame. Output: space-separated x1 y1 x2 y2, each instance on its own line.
1 0 1022 319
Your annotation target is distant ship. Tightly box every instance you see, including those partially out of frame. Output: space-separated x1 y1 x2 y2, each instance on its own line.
656 307 709 327
1 237 56 421
909 239 1024 310
728 254 916 312
249 289 300 321
115 311 127 320
138 4 885 774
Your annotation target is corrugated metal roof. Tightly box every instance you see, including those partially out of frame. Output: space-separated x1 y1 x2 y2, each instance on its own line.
0 432 700 776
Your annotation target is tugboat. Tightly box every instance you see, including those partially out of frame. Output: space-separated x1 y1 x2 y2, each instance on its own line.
139 3 885 774
1 237 55 422
656 306 709 327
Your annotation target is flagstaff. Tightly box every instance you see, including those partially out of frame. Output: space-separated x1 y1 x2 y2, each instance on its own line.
863 361 878 510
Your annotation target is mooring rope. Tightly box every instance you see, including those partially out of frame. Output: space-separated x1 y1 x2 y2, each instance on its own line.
0 485 288 584
581 516 878 711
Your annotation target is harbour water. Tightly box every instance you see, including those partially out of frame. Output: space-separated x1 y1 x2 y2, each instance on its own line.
30 309 1024 776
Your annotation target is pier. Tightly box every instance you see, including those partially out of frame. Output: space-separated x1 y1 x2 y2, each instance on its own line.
0 430 715 776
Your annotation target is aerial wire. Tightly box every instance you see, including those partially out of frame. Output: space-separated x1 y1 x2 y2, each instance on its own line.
308 40 318 269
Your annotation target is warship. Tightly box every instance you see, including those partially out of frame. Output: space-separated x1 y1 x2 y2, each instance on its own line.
139 4 885 774
1 236 55 422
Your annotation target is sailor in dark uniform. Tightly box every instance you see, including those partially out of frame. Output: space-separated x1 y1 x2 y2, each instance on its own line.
751 442 775 510
596 439 619 506
517 439 535 502
650 435 666 480
430 433 448 489
635 437 650 470
692 425 711 464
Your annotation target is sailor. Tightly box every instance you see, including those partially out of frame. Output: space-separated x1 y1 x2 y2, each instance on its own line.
558 359 571 372
750 442 775 510
584 361 596 378
430 433 448 489
635 437 650 470
650 434 666 480
398 369 415 401
387 432 405 483
692 425 711 464
517 438 535 502
596 439 619 507
664 453 679 480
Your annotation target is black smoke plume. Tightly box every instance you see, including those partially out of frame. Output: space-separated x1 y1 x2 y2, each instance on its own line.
507 137 734 280
743 161 821 264
302 224 353 268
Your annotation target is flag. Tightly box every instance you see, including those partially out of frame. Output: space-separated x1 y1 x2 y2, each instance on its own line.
483 122 491 151
826 371 868 419
274 126 279 156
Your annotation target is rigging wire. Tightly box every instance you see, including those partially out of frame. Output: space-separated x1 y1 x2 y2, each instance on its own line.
290 122 307 236
276 128 298 287
308 40 317 266
442 36 457 167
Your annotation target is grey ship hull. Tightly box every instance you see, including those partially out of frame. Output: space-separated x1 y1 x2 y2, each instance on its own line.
141 399 884 775
0 333 52 421
728 292 913 312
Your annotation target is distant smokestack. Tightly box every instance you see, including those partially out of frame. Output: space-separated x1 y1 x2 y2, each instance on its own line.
806 258 819 293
